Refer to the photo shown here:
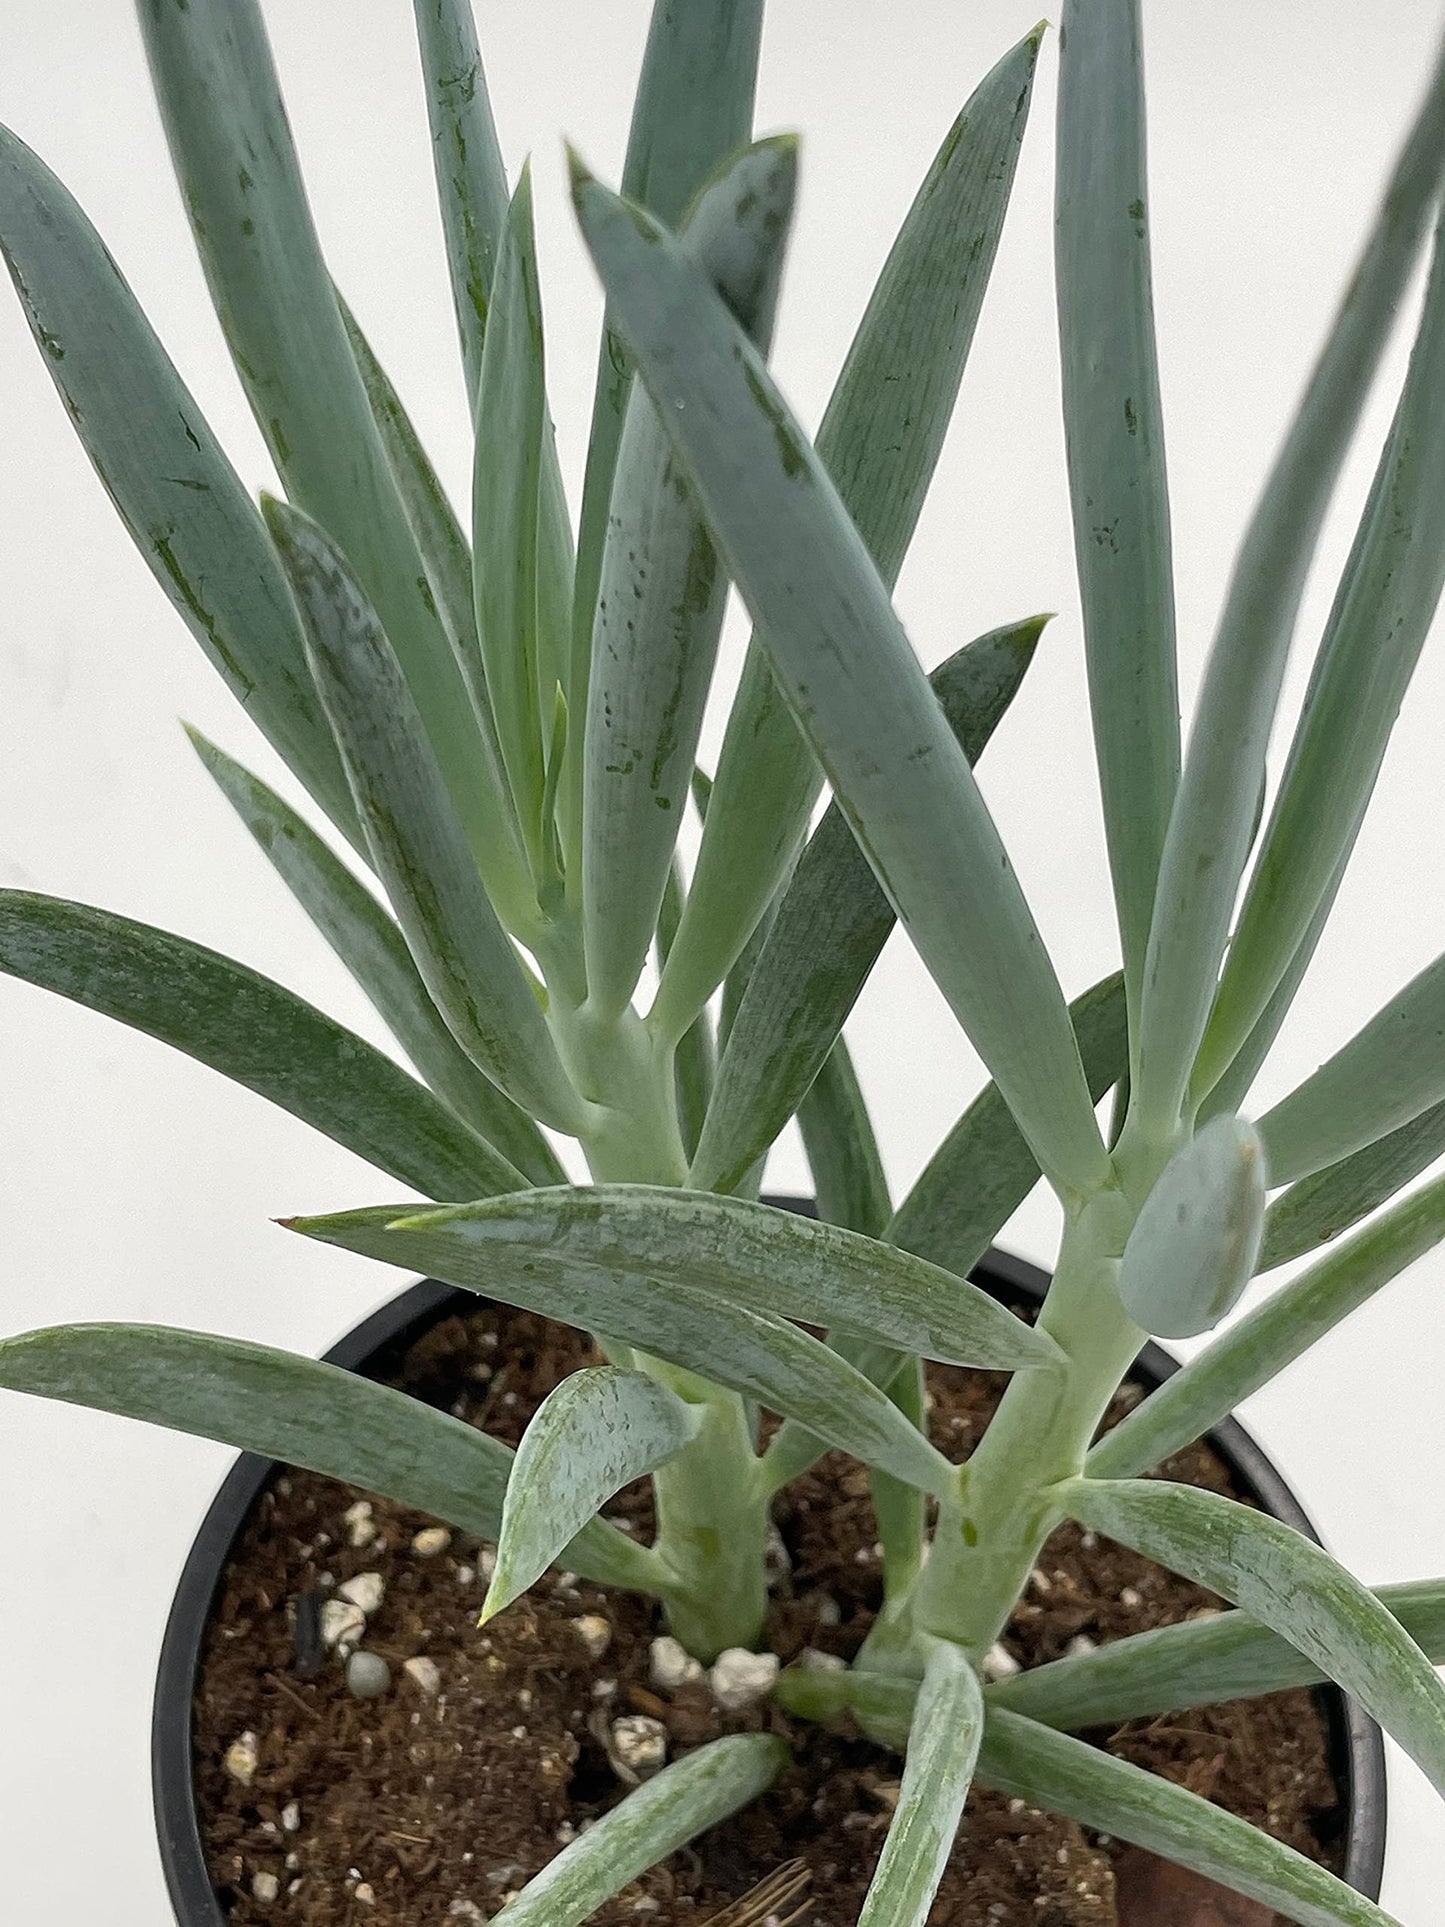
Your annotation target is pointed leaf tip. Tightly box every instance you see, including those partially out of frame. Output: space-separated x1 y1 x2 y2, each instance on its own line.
565 143 595 195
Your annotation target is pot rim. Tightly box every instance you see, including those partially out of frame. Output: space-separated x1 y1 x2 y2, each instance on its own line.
152 1231 1388 1921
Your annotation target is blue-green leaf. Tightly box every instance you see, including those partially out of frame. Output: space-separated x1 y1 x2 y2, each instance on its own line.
288 1203 955 1495
0 1322 655 1594
1131 40 1445 1137
0 124 357 851
813 1576 1445 1742
1199 204 1445 1098
410 0 575 816
1257 949 1445 1185
797 1040 892 1239
886 973 1128 1277
384 1186 1062 1372
1258 1098 1445 1272
189 730 564 1186
1056 0 1179 1032
1117 1117 1267 1338
858 1642 982 1927
1091 1169 1445 1479
691 619 1045 1197
484 1368 701 1620
1060 1476 1445 1799
410 0 509 398
990 1576 1445 1733
265 500 585 1134
651 27 1045 1040
0 891 520 1201
137 0 499 875
337 294 492 746
979 1707 1396 1927
491 1734 787 1927
571 164 1106 1200
582 137 797 1017
1195 849 1349 1127
472 167 551 864
571 0 765 705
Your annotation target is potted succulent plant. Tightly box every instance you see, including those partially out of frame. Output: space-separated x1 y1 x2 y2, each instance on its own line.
3 0 1445 1921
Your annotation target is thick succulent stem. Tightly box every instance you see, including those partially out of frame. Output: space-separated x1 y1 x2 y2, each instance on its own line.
649 1368 771 1660
870 1188 1144 1675
547 983 769 1657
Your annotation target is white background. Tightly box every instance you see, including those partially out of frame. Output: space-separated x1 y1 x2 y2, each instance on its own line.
3 1 1445 1917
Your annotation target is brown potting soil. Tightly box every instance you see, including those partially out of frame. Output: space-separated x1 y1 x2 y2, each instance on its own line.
194 1299 1345 1927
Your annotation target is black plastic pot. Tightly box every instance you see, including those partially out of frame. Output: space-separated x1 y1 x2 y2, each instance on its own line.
153 1233 1387 1921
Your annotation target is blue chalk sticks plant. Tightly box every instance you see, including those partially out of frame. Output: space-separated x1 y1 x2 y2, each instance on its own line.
4 1 1445 1921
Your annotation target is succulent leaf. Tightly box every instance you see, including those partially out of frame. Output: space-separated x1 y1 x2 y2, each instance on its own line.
583 136 798 1017
979 1707 1395 1927
1133 35 1445 1137
1117 1117 1267 1339
1061 1476 1445 1802
1200 202 1445 1097
1093 1169 1445 1479
1056 0 1180 1032
991 1574 1445 1733
652 26 1046 1040
0 123 359 851
887 974 1128 1277
1257 948 1445 1185
0 1322 655 1594
188 730 564 1186
857 1641 982 1927
691 617 1047 1198
266 498 585 1132
0 890 521 1201
489 1734 787 1927
570 155 1108 1199
484 1367 701 1619
572 0 766 701
1259 1099 1445 1272
288 1201 957 1494
137 0 499 867
372 1185 1063 1372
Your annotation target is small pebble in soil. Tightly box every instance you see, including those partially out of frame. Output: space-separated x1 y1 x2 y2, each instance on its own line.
319 1599 366 1651
354 1883 376 1906
572 1613 613 1659
649 1635 704 1691
981 1641 1021 1681
447 1903 486 1924
412 1526 452 1558
798 1647 847 1672
1120 1586 1141 1608
346 1651 393 1699
609 1715 669 1781
342 1500 376 1548
403 1655 442 1695
454 1565 476 1587
280 1802 301 1832
223 1731 260 1787
251 1871 280 1904
709 1647 780 1712
337 1570 386 1614
1064 1633 1098 1659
